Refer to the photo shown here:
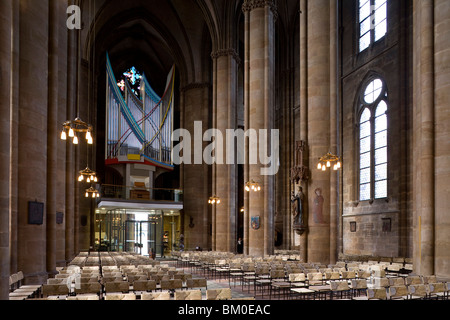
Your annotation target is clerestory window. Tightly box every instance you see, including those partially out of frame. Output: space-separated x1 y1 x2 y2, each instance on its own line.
359 0 387 52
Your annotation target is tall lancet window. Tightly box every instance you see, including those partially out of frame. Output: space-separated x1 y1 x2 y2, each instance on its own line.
359 78 388 201
359 0 387 52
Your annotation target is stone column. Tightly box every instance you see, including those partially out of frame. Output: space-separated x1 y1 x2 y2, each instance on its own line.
181 83 211 250
9 0 20 276
0 0 12 301
65 8 76 262
56 0 68 267
17 0 49 284
298 0 308 262
329 0 338 265
434 0 450 279
306 0 331 264
46 0 59 277
211 49 239 252
413 0 435 276
243 0 277 256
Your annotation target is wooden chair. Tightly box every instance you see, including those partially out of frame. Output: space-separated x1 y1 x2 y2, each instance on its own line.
254 268 276 296
352 287 387 300
389 277 405 286
324 272 340 283
341 271 356 281
66 295 99 300
105 293 136 300
356 270 371 279
389 285 410 300
428 282 447 300
206 288 232 300
350 279 368 297
174 290 202 300
408 284 429 300
372 277 389 288
185 278 207 290
160 279 183 292
75 282 101 295
133 280 157 292
104 281 129 294
141 292 171 300
306 272 324 286
42 284 70 298
422 275 437 284
47 278 67 285
405 275 422 286
368 288 388 300
228 261 244 286
329 281 351 300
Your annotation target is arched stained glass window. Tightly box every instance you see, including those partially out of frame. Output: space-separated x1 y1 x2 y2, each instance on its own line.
359 78 388 201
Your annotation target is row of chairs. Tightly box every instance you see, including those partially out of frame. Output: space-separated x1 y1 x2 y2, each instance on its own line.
287 276 450 300
69 251 160 268
9 271 42 300
65 288 241 301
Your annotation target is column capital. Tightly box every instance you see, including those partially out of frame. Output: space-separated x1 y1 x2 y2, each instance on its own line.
242 0 278 21
210 48 241 65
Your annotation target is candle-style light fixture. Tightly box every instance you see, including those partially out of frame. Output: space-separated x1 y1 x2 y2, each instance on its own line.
60 117 94 145
317 152 342 171
245 180 261 192
85 186 100 198
78 167 98 183
208 195 221 205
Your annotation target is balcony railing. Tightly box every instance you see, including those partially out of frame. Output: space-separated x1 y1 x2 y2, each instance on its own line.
100 184 183 202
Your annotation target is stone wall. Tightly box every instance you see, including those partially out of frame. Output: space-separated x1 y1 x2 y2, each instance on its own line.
340 0 412 258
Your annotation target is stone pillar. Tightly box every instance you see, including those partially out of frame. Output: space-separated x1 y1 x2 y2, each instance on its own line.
434 0 450 279
0 0 12 301
9 0 20 276
17 0 49 284
211 49 239 252
46 0 59 277
181 83 211 251
298 0 308 263
243 0 277 256
329 0 338 265
65 8 76 262
413 0 435 276
306 0 331 264
56 0 68 267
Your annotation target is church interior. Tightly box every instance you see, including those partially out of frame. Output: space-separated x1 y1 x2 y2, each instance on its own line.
1 0 450 303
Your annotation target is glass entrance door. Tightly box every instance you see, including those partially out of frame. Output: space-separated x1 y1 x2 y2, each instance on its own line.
95 209 166 257
124 221 157 256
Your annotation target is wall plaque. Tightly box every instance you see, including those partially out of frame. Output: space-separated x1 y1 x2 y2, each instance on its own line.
382 218 391 232
28 201 44 225
56 212 64 224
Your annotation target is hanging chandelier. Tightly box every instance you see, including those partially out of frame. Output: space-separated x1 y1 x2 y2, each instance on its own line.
245 180 261 192
317 152 342 171
78 167 98 183
85 186 100 198
60 117 94 145
208 195 221 205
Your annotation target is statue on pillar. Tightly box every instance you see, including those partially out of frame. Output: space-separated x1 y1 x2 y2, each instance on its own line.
290 141 308 235
291 186 306 235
